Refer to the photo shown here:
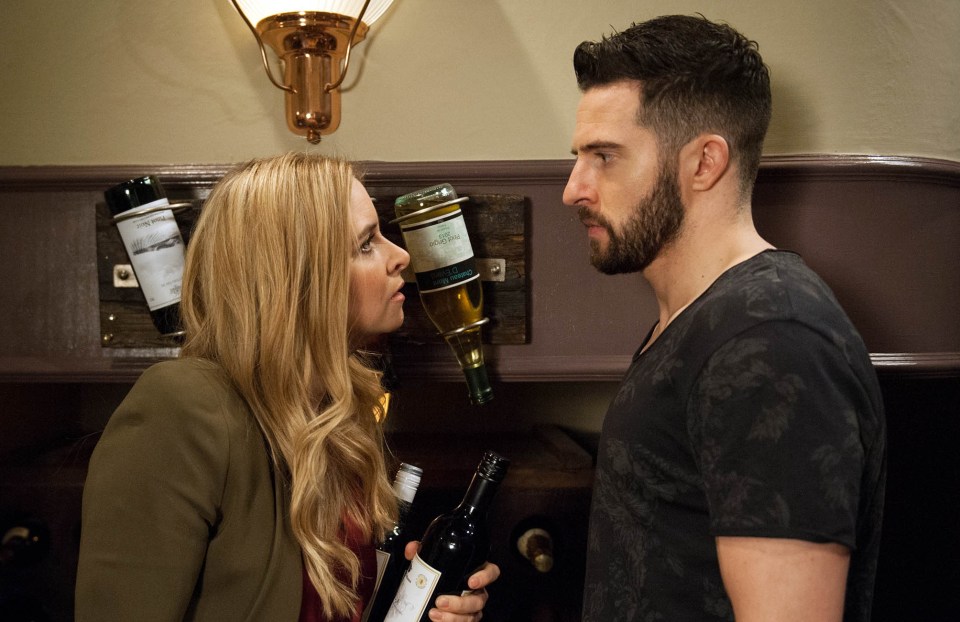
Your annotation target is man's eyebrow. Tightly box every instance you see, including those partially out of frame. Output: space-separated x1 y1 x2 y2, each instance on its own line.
570 141 624 156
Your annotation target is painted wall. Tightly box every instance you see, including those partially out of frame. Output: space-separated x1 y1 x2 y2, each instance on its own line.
2 0 958 165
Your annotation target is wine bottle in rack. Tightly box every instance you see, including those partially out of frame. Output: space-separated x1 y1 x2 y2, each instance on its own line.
384 450 510 622
392 184 493 406
363 462 423 622
103 175 186 338
0 518 50 567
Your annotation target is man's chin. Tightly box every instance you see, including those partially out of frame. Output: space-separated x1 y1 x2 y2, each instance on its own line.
590 250 648 275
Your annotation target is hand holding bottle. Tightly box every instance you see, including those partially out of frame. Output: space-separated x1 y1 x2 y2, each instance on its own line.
384 450 508 622
400 541 501 621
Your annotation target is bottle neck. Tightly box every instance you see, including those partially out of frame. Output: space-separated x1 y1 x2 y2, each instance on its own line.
462 364 493 405
457 473 500 515
396 498 414 524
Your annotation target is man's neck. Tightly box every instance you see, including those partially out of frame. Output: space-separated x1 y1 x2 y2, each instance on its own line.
643 205 773 330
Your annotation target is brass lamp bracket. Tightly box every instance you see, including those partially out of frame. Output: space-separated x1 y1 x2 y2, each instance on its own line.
229 0 372 94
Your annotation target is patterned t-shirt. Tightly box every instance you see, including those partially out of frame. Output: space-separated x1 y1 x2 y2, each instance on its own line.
582 250 886 622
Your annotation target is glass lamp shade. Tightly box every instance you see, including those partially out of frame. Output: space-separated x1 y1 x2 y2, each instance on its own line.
234 0 395 28
232 0 395 142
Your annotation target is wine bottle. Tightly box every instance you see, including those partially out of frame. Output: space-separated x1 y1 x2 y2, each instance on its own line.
384 450 510 622
363 462 424 622
103 175 185 338
516 525 555 573
0 519 50 567
392 184 493 406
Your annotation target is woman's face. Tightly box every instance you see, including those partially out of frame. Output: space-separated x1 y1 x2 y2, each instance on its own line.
347 178 410 347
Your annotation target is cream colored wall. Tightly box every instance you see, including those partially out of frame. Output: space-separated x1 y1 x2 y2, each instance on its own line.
2 0 957 165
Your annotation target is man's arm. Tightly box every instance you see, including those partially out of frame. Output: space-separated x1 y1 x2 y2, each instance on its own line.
716 536 850 622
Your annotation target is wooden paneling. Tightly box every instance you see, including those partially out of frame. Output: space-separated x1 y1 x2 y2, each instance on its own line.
93 193 527 350
1 156 958 621
1 155 958 382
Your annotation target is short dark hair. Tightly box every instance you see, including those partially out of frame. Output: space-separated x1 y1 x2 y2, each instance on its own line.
573 14 771 195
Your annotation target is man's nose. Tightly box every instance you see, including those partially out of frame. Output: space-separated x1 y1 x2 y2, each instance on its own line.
563 160 593 207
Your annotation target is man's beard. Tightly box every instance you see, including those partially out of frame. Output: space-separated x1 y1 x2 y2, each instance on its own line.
579 164 685 275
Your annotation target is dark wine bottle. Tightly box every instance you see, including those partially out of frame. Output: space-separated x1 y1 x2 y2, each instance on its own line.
515 523 555 573
103 175 185 338
383 450 510 622
392 184 493 406
363 462 423 622
0 519 50 567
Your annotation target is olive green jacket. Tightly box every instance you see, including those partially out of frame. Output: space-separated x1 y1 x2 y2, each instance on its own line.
76 357 302 621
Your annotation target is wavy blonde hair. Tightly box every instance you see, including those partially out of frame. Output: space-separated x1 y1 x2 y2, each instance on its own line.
179 152 396 618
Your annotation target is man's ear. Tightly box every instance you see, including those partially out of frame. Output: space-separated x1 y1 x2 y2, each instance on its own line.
682 134 730 192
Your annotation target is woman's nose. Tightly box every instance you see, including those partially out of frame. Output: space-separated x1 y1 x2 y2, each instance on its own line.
391 241 410 275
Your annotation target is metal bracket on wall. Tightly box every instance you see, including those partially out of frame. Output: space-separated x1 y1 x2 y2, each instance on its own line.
113 264 139 288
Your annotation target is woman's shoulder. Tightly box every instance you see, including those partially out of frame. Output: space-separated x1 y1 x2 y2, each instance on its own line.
116 357 252 434
137 356 227 389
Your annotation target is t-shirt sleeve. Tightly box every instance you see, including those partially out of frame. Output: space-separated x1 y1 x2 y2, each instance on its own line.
75 362 230 621
688 320 866 548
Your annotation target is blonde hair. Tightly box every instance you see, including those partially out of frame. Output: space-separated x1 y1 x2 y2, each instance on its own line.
180 152 396 618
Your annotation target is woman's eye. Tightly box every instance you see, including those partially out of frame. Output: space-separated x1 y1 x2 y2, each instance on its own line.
359 233 376 253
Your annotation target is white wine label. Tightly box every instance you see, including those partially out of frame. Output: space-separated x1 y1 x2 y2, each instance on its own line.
383 554 441 622
373 549 390 595
114 198 185 311
360 550 392 622
400 210 479 292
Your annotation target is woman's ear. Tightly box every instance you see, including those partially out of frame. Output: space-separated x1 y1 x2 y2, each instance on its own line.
682 134 730 192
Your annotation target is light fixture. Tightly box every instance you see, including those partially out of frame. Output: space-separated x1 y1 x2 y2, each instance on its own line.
231 0 395 143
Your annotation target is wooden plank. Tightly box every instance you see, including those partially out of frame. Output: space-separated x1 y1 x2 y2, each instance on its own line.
375 193 527 346
96 194 528 349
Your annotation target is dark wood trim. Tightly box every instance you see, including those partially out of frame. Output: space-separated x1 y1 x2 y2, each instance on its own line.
2 352 957 383
871 353 960 378
3 154 959 190
758 154 960 185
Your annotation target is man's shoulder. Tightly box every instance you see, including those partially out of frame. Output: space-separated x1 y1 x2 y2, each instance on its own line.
667 250 871 374
700 250 844 326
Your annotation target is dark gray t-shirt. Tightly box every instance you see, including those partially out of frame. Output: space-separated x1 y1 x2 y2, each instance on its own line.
583 250 886 622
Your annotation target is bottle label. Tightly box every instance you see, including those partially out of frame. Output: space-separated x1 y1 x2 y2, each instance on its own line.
383 553 441 622
360 549 391 622
400 210 478 293
114 198 185 311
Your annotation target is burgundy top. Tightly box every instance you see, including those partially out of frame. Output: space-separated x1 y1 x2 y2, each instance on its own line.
299 517 378 622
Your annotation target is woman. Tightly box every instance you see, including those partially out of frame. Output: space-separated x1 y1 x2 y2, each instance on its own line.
76 153 499 621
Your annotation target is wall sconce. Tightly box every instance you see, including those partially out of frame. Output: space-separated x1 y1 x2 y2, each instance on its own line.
231 0 395 143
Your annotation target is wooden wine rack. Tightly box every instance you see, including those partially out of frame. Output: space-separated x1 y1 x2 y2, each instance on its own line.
96 193 527 350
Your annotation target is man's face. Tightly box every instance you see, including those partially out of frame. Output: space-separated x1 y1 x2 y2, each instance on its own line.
563 82 684 274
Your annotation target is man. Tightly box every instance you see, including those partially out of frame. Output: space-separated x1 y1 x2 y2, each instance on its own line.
563 15 886 622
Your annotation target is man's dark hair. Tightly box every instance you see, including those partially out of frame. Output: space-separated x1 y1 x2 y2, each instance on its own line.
573 14 772 196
